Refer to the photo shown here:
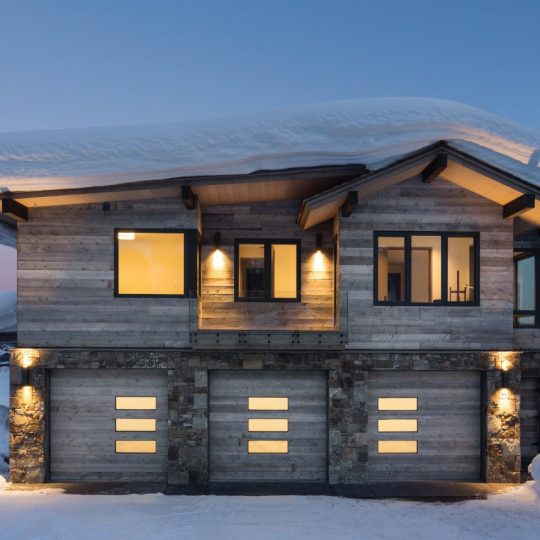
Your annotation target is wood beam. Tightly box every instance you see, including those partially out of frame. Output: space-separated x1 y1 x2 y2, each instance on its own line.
422 152 448 183
1 199 28 221
341 191 358 217
181 185 197 210
503 192 535 219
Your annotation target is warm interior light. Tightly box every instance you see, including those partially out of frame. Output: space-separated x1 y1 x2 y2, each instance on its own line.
378 397 418 411
378 440 418 454
248 418 288 432
115 440 156 453
117 232 136 240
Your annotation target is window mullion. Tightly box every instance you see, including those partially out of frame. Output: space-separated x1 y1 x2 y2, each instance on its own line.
441 235 448 303
265 242 272 301
404 235 412 302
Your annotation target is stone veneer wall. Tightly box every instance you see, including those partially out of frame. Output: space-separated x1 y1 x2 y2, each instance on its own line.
10 349 522 484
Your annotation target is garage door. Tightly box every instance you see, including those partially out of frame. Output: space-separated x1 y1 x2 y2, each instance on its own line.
521 376 540 475
368 371 481 481
209 370 327 482
50 369 168 482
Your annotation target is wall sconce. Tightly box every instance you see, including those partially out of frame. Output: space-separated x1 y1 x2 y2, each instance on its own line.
20 355 32 386
499 356 512 388
214 231 222 250
316 233 322 252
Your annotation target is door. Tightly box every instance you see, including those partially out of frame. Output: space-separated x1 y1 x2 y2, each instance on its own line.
521 376 540 476
209 370 327 482
368 371 481 481
50 369 168 482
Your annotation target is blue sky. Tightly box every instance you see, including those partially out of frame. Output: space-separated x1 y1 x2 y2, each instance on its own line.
1 0 540 133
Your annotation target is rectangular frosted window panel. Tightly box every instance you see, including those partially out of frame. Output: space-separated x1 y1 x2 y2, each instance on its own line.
238 243 265 299
248 418 289 432
271 244 297 298
117 231 184 295
248 397 289 410
378 398 418 411
377 237 405 302
447 236 474 302
115 440 156 453
115 418 157 432
515 255 535 311
248 440 288 454
115 396 157 410
411 236 441 303
378 440 418 454
378 419 418 433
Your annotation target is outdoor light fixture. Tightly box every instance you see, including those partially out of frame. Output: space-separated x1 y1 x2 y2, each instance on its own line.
499 355 512 388
316 233 322 251
20 354 32 386
214 231 222 250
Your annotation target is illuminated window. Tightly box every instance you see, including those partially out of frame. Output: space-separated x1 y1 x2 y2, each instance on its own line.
235 240 300 301
115 230 196 297
115 396 157 410
374 232 478 305
248 418 289 432
115 419 157 432
514 251 538 327
248 397 289 411
115 440 156 453
248 440 288 454
378 398 418 411
377 419 418 432
378 440 418 454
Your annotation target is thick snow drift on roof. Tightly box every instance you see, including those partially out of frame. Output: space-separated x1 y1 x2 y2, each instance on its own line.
1 97 540 192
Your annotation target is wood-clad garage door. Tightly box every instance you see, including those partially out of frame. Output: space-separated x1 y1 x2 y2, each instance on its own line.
368 371 481 481
521 376 540 475
50 369 168 482
209 370 327 482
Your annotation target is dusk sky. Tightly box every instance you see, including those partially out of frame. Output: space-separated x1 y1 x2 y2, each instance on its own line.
1 1 540 290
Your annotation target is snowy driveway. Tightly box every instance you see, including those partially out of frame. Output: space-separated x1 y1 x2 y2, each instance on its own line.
0 483 539 540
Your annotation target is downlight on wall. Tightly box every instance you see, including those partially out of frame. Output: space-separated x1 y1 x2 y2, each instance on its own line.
313 233 325 271
212 231 225 270
497 353 516 413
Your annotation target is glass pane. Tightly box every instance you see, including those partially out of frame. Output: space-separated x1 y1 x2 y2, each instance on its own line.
516 255 535 311
115 440 156 453
117 232 184 295
378 397 417 411
238 244 265 299
448 237 475 302
378 419 418 432
271 244 297 298
115 396 157 410
115 419 157 432
377 237 405 302
248 440 288 454
378 440 418 454
248 419 289 432
248 397 288 410
411 236 441 303
515 315 535 327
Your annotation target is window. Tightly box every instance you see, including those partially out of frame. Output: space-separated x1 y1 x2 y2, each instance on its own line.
374 232 479 305
115 229 197 297
514 251 539 327
234 240 300 301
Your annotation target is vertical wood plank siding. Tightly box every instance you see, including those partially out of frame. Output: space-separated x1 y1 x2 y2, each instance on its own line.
340 178 514 349
200 201 334 331
17 199 197 347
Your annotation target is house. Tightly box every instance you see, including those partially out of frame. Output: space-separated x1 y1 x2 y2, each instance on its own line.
1 98 539 487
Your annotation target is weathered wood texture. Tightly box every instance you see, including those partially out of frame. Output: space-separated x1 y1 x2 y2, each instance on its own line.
209 369 327 482
340 178 514 349
17 200 197 347
520 375 539 475
0 221 16 248
368 371 481 481
200 201 334 331
50 369 168 481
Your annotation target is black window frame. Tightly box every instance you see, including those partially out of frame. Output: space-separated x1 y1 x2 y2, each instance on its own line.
114 228 198 298
234 238 301 302
513 249 540 328
373 231 480 306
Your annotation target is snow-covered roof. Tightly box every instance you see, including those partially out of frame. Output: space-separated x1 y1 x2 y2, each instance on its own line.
1 97 540 193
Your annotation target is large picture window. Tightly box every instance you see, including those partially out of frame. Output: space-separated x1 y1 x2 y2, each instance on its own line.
115 229 197 297
234 239 301 302
374 232 479 306
514 251 539 327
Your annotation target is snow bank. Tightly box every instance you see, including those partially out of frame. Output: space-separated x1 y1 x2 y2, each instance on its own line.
1 98 540 192
528 454 540 481
0 290 16 332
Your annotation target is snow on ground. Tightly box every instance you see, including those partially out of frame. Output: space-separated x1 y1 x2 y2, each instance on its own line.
1 97 540 191
0 483 538 540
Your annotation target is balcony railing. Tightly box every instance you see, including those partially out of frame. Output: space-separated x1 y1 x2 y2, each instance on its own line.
188 290 348 348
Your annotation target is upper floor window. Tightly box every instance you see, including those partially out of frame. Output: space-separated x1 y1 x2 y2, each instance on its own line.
514 251 538 327
374 232 479 306
234 239 300 302
115 229 196 297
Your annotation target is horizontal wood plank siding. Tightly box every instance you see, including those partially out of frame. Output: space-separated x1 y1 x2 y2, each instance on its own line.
17 200 197 347
340 178 514 349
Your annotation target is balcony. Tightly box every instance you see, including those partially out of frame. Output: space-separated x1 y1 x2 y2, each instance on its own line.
188 291 348 349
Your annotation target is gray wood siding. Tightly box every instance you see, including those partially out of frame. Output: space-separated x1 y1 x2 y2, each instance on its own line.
200 201 335 331
521 375 539 474
17 200 197 348
340 178 514 349
514 329 540 349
